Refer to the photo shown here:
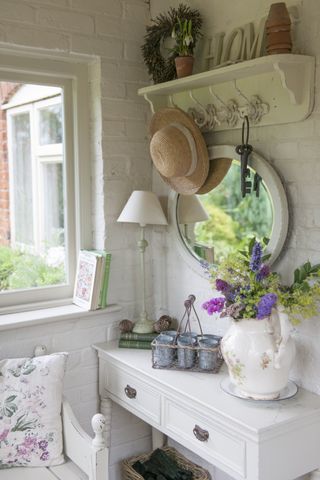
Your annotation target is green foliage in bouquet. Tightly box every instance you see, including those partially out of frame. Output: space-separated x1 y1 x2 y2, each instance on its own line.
278 261 320 324
203 238 320 324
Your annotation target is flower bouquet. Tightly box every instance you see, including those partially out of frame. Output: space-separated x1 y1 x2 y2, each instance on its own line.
202 239 320 399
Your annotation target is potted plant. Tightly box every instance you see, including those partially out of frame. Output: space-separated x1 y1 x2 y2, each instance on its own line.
202 238 320 400
171 18 200 78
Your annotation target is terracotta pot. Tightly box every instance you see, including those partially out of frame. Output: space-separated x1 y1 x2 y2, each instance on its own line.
175 56 194 79
266 2 292 54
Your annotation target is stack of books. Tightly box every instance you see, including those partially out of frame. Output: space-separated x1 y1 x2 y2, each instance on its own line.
73 250 111 311
118 332 158 350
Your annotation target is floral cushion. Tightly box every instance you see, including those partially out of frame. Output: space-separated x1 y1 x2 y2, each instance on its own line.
0 353 67 468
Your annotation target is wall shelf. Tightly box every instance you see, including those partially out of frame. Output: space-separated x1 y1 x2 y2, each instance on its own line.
138 54 315 132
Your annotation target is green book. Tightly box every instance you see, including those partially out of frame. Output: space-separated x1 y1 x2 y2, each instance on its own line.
89 250 111 308
99 252 111 308
120 332 158 342
118 339 153 350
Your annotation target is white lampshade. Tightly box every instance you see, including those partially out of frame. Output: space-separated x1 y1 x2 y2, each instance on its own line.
117 190 168 227
178 194 209 224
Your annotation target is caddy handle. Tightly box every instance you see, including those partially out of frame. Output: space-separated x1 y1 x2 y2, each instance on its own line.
124 384 137 399
193 424 209 442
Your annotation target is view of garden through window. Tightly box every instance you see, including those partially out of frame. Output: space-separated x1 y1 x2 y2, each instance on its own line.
179 161 274 264
0 82 66 293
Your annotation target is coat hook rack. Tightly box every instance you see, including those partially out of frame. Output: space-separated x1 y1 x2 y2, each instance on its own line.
139 54 314 132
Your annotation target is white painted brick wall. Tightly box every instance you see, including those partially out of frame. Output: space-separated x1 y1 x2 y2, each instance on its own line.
0 0 153 478
150 1 320 479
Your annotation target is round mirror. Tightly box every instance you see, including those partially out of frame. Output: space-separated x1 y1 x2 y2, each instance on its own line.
169 145 288 273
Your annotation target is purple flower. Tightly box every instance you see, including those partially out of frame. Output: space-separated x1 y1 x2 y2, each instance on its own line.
215 279 230 293
256 293 278 319
202 297 225 315
17 446 28 455
38 440 48 451
23 436 37 448
256 264 270 281
250 242 262 272
0 429 9 442
40 451 49 461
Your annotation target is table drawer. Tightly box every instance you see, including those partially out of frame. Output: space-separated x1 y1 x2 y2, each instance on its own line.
164 399 246 477
104 362 161 425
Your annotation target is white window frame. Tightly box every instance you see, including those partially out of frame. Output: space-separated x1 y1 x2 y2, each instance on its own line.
7 94 64 254
0 47 92 312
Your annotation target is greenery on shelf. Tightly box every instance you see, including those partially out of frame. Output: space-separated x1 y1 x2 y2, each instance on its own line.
141 3 202 84
0 246 65 292
171 18 195 57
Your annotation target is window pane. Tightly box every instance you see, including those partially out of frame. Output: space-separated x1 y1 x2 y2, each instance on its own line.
0 82 66 293
42 162 64 246
11 112 34 245
39 103 62 145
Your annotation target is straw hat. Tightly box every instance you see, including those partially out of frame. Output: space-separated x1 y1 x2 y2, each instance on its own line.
149 108 209 195
197 157 232 195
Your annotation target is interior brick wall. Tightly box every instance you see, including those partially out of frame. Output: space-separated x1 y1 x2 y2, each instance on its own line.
0 82 19 246
0 1 153 479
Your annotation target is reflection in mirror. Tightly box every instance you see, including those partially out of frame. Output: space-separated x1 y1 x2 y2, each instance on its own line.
177 160 274 264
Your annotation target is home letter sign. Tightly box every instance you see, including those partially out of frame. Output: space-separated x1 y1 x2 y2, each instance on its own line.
206 18 266 69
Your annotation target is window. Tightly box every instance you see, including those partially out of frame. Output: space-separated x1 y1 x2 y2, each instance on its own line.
0 49 91 311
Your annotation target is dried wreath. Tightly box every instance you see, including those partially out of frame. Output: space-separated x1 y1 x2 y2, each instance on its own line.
141 4 202 84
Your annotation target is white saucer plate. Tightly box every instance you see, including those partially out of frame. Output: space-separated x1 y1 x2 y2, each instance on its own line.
220 377 298 401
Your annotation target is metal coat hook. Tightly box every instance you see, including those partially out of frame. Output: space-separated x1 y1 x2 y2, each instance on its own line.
233 79 251 105
169 94 178 108
188 90 217 130
235 115 253 198
208 86 227 108
189 90 203 107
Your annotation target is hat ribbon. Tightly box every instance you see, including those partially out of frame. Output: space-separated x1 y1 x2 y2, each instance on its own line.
170 122 197 177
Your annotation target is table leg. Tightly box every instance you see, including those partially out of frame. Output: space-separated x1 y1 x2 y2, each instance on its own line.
152 427 166 449
100 397 112 448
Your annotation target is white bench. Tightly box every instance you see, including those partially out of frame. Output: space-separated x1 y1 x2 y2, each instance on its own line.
1 400 108 480
1 346 109 480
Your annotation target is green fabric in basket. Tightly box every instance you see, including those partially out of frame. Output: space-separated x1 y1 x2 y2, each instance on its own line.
132 448 193 480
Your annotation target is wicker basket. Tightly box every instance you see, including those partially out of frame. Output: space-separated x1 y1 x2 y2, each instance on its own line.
122 446 211 480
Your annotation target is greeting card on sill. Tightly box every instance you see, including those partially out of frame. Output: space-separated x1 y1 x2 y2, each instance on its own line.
73 251 101 310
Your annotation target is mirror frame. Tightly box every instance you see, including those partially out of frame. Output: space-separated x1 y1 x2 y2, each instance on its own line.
168 145 289 276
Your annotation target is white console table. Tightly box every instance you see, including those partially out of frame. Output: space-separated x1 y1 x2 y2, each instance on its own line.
94 342 320 480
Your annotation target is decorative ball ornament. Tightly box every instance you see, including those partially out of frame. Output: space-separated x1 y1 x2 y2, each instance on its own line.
33 345 47 357
91 414 106 449
119 319 134 333
154 315 172 333
141 4 202 84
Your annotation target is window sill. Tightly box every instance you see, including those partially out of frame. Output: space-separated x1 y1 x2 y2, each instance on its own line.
0 303 122 331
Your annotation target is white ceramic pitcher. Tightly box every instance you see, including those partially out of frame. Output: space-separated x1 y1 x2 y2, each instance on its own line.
221 307 295 400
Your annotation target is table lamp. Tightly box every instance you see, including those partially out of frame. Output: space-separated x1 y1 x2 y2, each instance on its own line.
117 191 168 333
178 194 209 242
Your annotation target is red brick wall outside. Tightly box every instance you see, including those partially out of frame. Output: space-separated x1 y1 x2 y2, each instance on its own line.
0 82 20 246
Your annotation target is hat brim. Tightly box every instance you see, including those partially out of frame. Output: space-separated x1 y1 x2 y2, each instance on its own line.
150 108 209 195
197 158 232 195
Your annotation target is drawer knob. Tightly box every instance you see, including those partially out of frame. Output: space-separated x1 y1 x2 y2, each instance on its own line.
193 425 209 442
124 385 137 399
